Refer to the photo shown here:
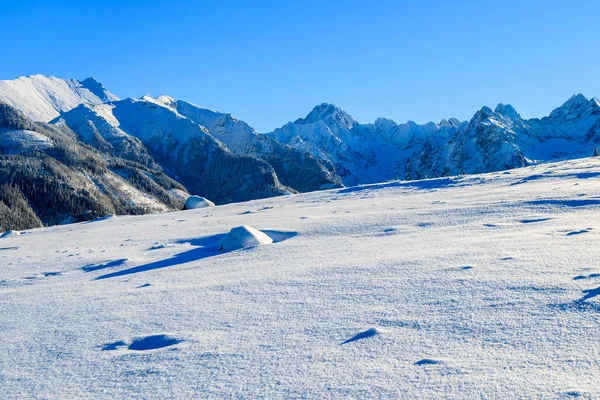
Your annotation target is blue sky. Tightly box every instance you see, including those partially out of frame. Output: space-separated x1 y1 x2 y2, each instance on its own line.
1 0 599 131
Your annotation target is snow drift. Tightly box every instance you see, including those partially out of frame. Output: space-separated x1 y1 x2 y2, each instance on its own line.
184 196 215 209
217 225 273 251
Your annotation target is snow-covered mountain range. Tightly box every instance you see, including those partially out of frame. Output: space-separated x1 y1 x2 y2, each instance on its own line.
1 74 599 229
268 96 600 185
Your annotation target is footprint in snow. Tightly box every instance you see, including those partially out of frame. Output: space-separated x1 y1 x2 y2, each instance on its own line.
0 246 18 251
566 228 593 236
573 273 600 281
128 334 182 350
562 389 590 398
81 259 128 273
148 243 174 251
416 222 433 228
415 358 443 366
520 218 553 224
102 334 182 351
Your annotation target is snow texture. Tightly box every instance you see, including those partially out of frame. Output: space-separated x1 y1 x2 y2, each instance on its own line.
2 157 600 398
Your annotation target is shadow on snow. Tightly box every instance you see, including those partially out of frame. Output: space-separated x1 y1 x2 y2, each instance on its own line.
94 230 297 280
338 177 457 194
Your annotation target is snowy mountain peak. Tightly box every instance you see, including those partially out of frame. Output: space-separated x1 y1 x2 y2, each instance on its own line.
472 106 495 122
549 93 599 121
565 93 588 106
79 77 119 103
0 74 119 121
296 103 354 127
140 94 177 109
494 103 521 120
439 117 462 128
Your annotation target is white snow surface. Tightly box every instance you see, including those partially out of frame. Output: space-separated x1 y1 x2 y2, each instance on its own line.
0 75 119 121
2 158 600 398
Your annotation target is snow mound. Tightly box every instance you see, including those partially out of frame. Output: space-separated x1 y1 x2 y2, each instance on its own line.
184 195 216 209
217 225 273 252
0 230 21 238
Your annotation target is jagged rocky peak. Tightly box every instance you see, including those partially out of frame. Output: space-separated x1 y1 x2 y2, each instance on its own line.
563 93 589 107
79 77 119 103
373 117 398 130
494 103 521 120
548 93 599 121
295 103 354 127
471 106 495 123
439 118 461 128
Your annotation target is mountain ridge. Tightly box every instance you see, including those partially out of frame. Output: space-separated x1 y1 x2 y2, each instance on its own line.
2 74 600 230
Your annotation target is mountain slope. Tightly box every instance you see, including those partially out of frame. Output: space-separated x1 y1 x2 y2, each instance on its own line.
0 75 119 122
54 98 293 204
0 103 186 230
141 95 342 192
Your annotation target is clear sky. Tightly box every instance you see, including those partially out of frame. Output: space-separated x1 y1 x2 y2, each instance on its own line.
1 0 599 132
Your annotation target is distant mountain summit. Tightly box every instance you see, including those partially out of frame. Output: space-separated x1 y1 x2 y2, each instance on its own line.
0 75 119 121
268 95 600 184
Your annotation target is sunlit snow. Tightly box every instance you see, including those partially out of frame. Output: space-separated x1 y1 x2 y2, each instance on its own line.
2 158 600 398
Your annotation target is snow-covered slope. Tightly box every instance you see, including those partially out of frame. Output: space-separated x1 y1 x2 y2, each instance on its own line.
2 157 600 398
268 96 600 185
55 98 293 204
0 75 118 122
0 128 54 154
